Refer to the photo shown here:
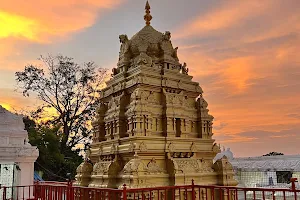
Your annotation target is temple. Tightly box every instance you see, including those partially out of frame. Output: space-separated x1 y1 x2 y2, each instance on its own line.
75 1 237 188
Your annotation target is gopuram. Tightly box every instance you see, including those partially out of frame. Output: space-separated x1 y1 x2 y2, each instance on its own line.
75 1 237 188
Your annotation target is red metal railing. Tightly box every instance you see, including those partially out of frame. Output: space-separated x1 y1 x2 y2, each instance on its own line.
37 181 70 186
0 179 299 200
0 184 36 200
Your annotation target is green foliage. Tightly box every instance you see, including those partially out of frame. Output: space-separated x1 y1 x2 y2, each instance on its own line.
263 152 284 156
24 116 83 181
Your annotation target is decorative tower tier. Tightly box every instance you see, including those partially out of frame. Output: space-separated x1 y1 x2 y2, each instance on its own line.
75 1 237 188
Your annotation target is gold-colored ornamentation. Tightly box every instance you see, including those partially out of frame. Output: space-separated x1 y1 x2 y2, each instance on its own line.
144 1 152 26
139 142 148 151
190 142 197 152
145 158 163 174
168 142 175 152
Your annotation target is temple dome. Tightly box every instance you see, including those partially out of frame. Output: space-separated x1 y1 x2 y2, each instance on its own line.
130 25 162 43
115 1 181 71
130 25 163 57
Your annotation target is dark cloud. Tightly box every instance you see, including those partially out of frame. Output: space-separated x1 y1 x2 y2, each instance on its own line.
214 122 228 130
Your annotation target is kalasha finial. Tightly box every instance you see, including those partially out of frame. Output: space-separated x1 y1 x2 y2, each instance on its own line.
144 1 152 26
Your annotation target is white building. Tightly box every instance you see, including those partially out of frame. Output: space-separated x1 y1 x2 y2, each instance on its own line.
232 154 300 189
215 148 300 189
0 105 39 199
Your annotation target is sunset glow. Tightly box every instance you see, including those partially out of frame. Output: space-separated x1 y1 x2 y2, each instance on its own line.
0 0 299 157
0 102 12 111
0 11 37 40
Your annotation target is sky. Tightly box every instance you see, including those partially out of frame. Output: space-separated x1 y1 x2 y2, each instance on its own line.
0 0 300 157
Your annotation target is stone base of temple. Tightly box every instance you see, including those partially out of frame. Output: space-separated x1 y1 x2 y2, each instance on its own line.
75 137 237 188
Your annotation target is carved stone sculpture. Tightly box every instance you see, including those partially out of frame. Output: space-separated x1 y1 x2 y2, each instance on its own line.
75 160 93 186
173 47 179 61
134 52 153 67
145 158 163 174
181 62 189 74
118 34 130 68
160 31 180 63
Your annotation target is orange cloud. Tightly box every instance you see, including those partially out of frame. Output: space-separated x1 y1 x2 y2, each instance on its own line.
0 88 37 113
175 30 300 139
0 57 43 71
244 13 300 43
216 128 300 156
220 136 258 144
270 134 297 138
178 51 256 92
173 1 271 39
217 57 256 91
0 0 124 42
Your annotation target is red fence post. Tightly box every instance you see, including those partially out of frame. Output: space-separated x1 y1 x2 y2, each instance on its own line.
123 184 127 200
291 178 297 191
2 186 7 200
33 181 39 200
67 179 74 200
290 178 298 200
191 179 195 200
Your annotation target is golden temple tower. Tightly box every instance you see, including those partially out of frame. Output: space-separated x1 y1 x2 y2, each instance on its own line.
75 1 237 188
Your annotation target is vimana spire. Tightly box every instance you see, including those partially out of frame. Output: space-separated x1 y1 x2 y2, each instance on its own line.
75 1 237 188
144 1 152 26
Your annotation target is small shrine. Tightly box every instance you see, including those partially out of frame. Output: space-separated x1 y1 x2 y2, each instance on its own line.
0 105 39 198
75 1 237 188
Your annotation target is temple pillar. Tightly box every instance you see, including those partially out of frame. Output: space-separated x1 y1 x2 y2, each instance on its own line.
113 120 120 139
167 117 176 137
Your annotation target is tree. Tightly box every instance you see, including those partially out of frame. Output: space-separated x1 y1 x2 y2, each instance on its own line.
16 55 107 151
24 116 82 180
263 152 284 156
